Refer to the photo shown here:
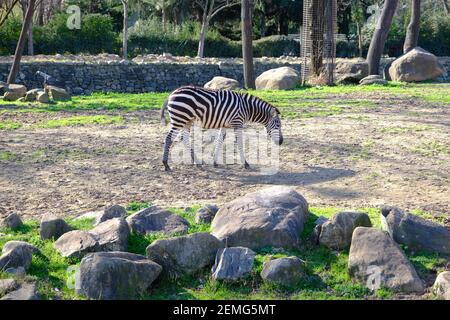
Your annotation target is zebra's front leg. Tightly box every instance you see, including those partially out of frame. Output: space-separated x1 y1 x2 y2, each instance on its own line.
235 128 250 169
181 129 200 166
213 128 227 167
162 127 180 171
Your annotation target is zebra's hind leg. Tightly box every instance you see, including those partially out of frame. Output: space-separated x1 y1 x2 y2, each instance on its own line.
235 128 250 169
162 127 180 171
181 128 200 166
213 128 227 167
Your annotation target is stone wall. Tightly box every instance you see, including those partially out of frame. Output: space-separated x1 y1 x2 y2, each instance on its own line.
0 56 448 94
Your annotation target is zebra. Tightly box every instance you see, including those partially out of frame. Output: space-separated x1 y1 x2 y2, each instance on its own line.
160 86 283 171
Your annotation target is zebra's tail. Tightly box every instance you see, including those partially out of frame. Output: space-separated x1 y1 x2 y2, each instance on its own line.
160 99 169 126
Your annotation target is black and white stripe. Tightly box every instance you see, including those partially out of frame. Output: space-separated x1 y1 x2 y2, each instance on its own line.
160 86 283 171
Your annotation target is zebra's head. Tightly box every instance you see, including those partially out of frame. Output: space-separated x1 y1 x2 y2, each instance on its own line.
266 107 283 145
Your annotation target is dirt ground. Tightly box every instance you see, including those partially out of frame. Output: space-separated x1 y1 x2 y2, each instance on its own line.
0 91 449 222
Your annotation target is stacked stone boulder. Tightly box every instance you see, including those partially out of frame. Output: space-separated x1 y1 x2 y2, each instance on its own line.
211 186 309 250
348 227 424 293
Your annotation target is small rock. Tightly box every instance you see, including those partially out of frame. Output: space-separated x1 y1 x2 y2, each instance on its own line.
146 232 224 278
95 204 128 225
348 227 424 293
195 204 219 224
45 85 71 101
260 256 305 286
4 266 26 277
432 271 450 300
36 91 49 103
0 279 18 296
75 251 162 300
126 206 189 236
0 283 40 300
359 75 388 85
24 89 41 102
90 218 129 252
40 214 72 240
211 247 255 281
54 230 99 259
0 213 23 230
211 186 309 250
318 212 372 250
381 206 450 254
0 241 33 271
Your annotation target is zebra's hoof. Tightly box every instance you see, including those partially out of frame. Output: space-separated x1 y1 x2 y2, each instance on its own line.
213 162 219 168
244 162 250 170
163 163 171 171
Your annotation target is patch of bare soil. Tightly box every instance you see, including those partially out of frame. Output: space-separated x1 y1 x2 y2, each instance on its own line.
0 92 449 221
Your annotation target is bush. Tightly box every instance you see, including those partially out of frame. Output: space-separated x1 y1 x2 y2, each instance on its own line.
253 35 299 57
0 16 22 55
34 13 118 54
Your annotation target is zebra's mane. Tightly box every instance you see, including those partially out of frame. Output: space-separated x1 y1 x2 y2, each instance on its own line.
177 85 280 116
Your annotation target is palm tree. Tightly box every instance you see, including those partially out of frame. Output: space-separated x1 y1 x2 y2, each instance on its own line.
241 0 255 88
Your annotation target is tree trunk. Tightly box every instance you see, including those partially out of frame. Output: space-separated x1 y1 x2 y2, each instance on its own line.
197 18 208 58
122 1 128 59
357 21 363 57
311 0 325 77
403 0 420 53
442 0 449 14
28 20 34 55
366 0 398 75
162 9 167 32
8 0 35 84
241 0 255 89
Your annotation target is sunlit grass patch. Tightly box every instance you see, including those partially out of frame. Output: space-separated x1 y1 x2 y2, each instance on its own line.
37 115 124 128
0 120 22 130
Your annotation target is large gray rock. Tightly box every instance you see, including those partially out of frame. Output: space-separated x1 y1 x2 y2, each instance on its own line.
260 256 305 286
204 76 241 90
255 67 300 90
348 227 424 293
76 252 162 300
388 47 445 82
126 206 189 236
318 212 372 250
211 247 255 281
211 186 309 250
0 213 23 230
40 214 72 240
381 206 450 254
0 283 40 300
0 241 33 271
45 85 71 101
195 204 219 224
89 218 129 252
336 60 369 79
95 204 128 225
54 218 129 258
146 232 224 278
3 84 27 101
2 241 40 255
433 271 450 300
54 230 99 259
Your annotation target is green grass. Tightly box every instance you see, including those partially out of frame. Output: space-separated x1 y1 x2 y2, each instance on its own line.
0 204 446 300
0 120 22 130
37 115 124 128
412 141 449 157
0 151 17 161
1 83 449 118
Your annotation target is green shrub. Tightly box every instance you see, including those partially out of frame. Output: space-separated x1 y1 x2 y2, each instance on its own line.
0 16 22 55
34 13 117 55
253 35 299 57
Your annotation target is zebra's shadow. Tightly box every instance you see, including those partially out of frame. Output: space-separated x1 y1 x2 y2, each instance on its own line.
198 165 356 187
